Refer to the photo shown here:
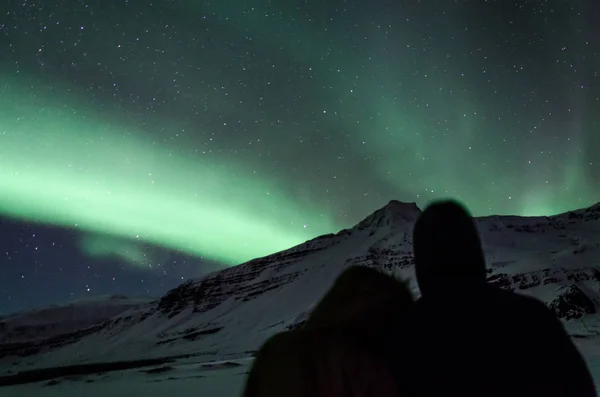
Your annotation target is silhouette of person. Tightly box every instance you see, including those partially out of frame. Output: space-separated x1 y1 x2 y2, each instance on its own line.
242 327 400 397
393 199 596 397
306 265 414 344
242 266 414 397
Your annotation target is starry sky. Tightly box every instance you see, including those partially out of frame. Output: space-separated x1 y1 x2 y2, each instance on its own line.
0 0 598 314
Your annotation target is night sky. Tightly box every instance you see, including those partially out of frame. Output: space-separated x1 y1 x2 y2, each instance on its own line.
0 0 598 314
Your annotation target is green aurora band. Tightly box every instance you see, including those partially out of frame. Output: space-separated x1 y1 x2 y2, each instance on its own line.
0 77 339 265
192 0 598 217
1 1 597 268
79 234 149 267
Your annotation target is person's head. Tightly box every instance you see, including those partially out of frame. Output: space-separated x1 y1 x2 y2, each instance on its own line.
306 265 413 341
243 267 411 397
412 200 486 296
243 328 399 397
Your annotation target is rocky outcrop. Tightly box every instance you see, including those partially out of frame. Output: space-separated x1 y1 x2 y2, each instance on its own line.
583 203 600 221
157 241 342 318
549 285 597 320
487 267 600 291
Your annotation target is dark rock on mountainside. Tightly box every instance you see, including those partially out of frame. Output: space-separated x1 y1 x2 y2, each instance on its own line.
156 237 345 318
487 267 600 292
549 285 597 320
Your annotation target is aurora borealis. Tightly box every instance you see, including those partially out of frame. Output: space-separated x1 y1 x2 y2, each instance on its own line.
0 78 337 264
0 0 598 313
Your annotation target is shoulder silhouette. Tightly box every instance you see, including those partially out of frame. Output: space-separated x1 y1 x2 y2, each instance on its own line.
243 266 413 397
394 199 596 397
243 327 399 397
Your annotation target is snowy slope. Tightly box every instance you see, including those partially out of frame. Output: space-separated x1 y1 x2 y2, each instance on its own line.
0 295 154 370
1 358 253 397
0 296 154 345
2 355 600 397
1 200 600 381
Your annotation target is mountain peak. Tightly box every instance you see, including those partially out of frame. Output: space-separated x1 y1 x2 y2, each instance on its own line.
384 200 421 213
355 200 421 231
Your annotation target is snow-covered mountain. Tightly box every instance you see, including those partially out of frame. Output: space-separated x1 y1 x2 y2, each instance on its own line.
0 296 154 365
0 296 154 345
1 200 600 378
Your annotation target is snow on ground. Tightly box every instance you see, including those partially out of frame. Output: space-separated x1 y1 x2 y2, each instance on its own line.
584 354 600 396
2 352 600 397
0 296 154 344
0 358 251 397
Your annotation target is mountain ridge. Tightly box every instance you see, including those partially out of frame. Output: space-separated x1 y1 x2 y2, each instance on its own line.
1 199 599 375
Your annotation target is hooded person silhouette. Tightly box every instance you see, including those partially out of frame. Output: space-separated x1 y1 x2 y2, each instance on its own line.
395 200 596 397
